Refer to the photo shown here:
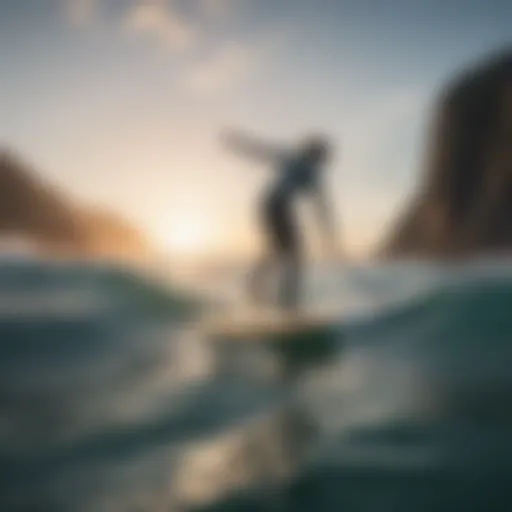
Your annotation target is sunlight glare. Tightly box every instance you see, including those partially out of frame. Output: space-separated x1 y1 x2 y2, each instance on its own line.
163 216 211 255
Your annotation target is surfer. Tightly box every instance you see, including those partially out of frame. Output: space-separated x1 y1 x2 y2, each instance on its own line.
222 129 338 311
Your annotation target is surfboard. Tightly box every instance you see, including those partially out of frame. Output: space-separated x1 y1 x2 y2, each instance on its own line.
200 310 342 378
203 312 330 337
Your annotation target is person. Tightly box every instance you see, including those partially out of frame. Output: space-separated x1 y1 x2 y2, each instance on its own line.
222 129 338 311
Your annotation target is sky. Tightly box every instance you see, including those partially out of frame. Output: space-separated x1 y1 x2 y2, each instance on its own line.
1 0 511 261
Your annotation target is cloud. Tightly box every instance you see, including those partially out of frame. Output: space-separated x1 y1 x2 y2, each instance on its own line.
180 42 260 94
123 0 196 51
85 0 283 95
178 29 286 95
64 0 98 25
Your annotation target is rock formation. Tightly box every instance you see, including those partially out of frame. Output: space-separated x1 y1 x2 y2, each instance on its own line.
384 47 512 257
0 149 151 260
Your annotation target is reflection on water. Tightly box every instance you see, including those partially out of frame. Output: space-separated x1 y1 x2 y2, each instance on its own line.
1 257 512 511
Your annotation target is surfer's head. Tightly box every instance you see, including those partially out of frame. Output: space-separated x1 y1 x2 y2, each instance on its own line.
299 135 331 166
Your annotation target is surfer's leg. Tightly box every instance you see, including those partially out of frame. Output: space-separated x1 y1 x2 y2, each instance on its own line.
248 202 280 307
279 250 302 311
272 208 302 311
261 198 303 311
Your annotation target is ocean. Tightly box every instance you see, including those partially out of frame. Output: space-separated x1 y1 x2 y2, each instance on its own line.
1 255 511 511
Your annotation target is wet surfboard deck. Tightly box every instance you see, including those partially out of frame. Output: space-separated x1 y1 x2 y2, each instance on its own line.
203 310 333 337
200 310 342 376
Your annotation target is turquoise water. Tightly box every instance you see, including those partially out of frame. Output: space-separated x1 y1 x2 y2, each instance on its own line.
0 257 511 511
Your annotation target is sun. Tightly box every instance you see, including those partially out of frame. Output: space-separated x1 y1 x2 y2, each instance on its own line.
162 216 211 255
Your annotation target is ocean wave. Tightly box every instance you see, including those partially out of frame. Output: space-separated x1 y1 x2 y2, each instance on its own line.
1 258 511 511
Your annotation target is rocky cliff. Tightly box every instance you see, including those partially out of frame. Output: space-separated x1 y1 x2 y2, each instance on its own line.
0 150 152 260
384 48 512 257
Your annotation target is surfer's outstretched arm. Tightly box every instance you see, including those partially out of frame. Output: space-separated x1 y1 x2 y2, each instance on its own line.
221 129 288 163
